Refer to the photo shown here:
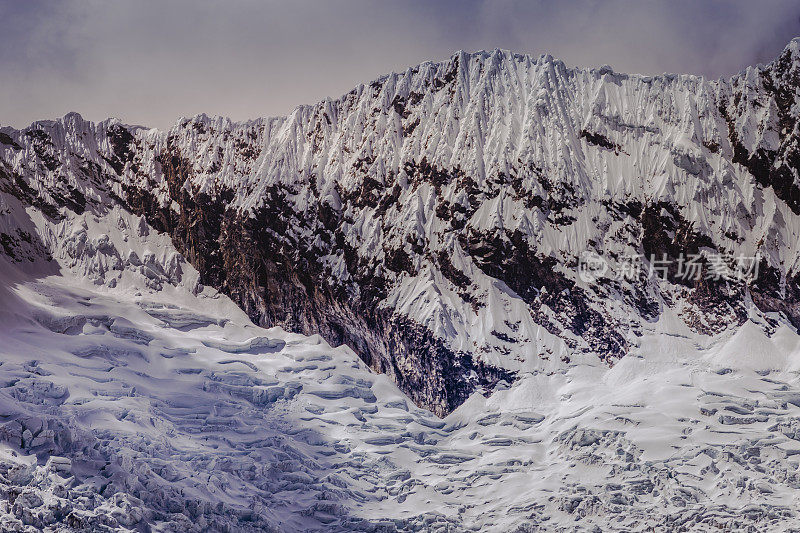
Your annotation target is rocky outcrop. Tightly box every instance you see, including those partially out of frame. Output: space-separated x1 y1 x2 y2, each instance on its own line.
3 40 800 414
120 145 513 416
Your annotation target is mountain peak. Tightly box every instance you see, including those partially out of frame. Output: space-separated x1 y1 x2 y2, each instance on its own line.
4 38 800 531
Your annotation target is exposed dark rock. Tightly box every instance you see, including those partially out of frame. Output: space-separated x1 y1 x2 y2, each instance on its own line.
0 132 21 150
0 165 64 221
4 43 800 418
119 144 514 416
0 229 51 263
104 124 136 175
461 229 627 360
751 262 800 331
721 51 800 215
580 129 622 153
50 183 87 215
404 158 464 194
640 201 714 285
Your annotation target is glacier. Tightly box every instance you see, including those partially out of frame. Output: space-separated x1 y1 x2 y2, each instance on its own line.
2 39 800 530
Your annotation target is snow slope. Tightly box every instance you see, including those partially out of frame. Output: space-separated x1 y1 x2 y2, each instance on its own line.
3 40 800 530
1 172 800 531
3 40 800 414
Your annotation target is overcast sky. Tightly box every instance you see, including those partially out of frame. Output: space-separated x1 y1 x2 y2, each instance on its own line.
2 0 799 130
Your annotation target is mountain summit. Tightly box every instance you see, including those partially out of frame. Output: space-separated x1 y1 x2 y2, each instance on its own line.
3 40 800 416
3 40 800 531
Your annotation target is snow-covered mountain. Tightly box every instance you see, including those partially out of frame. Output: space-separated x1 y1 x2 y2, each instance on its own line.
3 38 800 531
3 40 800 416
5 203 800 532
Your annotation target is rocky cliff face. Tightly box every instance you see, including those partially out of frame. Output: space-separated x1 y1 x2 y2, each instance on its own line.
3 40 800 415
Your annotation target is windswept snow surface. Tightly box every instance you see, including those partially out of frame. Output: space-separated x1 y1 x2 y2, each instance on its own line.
2 209 800 531
4 40 800 530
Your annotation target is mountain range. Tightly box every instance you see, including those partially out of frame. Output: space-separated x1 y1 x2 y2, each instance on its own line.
2 39 800 531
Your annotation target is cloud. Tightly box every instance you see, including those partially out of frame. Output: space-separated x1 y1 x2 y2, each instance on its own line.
468 0 800 77
1 0 798 130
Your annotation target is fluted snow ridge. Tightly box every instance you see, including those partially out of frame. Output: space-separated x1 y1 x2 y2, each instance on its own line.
2 39 800 412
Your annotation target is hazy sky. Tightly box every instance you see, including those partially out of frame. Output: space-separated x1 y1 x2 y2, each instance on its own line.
2 0 799 130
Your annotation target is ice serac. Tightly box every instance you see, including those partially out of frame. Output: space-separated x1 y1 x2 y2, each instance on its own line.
4 40 800 415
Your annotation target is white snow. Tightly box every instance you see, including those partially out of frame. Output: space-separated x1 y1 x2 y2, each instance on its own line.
5 41 800 371
0 189 798 531
2 40 800 531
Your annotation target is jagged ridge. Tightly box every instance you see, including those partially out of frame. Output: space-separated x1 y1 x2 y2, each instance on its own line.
3 39 800 414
